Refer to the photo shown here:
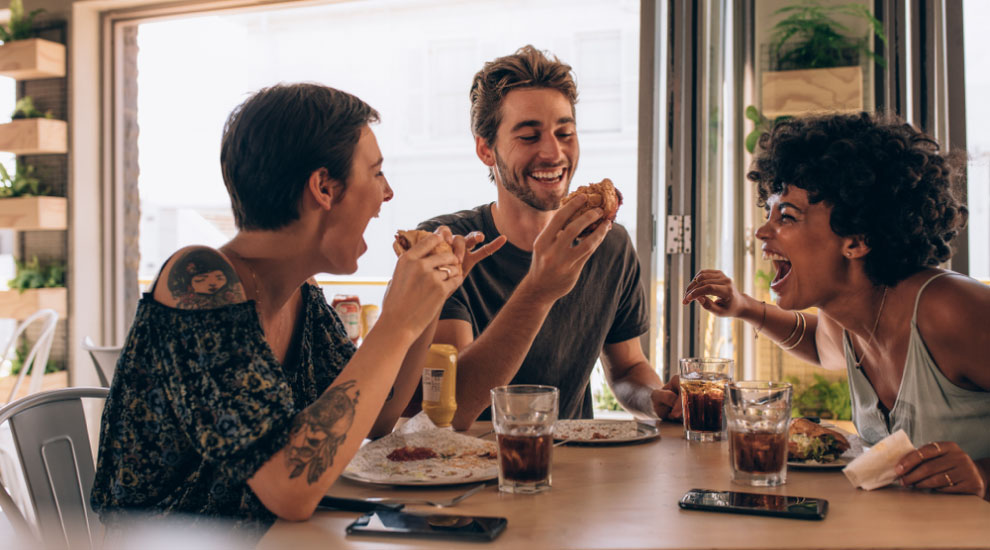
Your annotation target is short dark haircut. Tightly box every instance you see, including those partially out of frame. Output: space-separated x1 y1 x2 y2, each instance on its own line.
747 112 968 287
220 83 380 230
469 45 579 148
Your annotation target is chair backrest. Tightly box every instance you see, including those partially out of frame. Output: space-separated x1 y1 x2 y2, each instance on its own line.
80 337 122 388
0 387 108 549
1 309 59 405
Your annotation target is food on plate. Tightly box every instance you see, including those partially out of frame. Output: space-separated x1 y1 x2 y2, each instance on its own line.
561 178 623 236
386 446 439 462
392 229 453 257
554 419 640 441
345 429 498 483
787 418 851 463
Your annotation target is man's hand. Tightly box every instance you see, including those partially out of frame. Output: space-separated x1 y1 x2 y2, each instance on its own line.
523 194 610 301
651 376 681 420
449 230 507 277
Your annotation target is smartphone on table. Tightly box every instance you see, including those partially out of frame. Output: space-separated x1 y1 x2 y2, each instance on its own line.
679 488 828 520
346 509 508 541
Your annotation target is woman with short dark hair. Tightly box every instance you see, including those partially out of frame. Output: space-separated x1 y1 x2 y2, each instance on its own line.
91 83 500 534
684 112 989 500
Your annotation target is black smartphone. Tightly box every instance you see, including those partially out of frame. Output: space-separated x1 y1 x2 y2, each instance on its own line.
346 509 508 541
678 488 828 520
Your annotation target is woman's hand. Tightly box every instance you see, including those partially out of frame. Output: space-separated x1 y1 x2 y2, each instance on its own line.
433 226 507 280
896 441 989 499
382 232 463 335
682 269 755 318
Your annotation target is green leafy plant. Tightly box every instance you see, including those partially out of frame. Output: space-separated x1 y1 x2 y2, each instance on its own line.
744 105 791 154
593 380 623 412
0 160 47 198
7 340 59 375
11 96 52 119
8 256 65 293
0 0 45 43
787 374 852 420
769 0 886 71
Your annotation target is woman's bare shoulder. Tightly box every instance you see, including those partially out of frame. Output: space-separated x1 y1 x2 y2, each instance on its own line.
152 245 247 309
914 270 990 389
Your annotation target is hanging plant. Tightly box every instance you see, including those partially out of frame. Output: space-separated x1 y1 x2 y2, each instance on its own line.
0 0 45 43
769 0 886 71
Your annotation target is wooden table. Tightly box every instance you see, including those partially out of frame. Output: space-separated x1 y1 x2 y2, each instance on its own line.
259 422 990 549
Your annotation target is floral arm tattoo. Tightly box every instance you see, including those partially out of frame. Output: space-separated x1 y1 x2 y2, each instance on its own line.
167 248 245 309
286 380 360 484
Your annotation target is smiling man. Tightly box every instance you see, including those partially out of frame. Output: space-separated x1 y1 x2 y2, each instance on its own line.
418 46 679 429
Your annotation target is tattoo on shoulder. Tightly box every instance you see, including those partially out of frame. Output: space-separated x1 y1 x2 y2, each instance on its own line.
286 379 360 484
166 248 245 309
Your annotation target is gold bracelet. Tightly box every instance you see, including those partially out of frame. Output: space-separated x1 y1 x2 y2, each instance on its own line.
780 312 807 351
778 311 801 346
754 301 767 337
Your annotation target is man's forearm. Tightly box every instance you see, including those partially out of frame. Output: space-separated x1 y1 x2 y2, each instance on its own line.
368 317 438 438
608 361 666 419
450 281 556 429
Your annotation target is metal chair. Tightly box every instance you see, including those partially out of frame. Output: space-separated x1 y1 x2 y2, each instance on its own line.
0 387 108 549
1 309 59 405
80 337 122 388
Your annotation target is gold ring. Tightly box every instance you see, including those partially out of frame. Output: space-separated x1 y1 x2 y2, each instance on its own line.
944 472 954 487
437 266 452 279
932 442 942 454
916 449 925 461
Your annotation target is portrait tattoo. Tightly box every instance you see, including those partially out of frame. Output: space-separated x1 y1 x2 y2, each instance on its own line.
286 379 359 484
167 248 245 309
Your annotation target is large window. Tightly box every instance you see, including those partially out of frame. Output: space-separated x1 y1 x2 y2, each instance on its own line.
963 0 990 281
132 0 642 312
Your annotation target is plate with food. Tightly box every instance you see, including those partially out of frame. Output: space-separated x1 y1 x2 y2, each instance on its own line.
343 428 498 486
553 419 659 445
787 418 858 469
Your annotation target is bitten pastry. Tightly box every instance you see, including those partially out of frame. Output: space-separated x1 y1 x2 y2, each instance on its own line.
788 418 851 463
561 178 623 237
392 229 453 257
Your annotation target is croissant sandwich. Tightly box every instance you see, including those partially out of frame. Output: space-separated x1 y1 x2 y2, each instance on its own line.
392 230 453 257
561 178 623 237
788 418 850 463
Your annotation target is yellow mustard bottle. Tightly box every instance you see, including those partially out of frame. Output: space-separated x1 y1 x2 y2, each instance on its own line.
421 344 457 428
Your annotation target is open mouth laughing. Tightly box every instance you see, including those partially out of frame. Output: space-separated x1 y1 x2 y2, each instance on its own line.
528 166 567 186
763 248 792 292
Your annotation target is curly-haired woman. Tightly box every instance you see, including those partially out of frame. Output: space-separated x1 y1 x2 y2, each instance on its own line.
683 112 989 500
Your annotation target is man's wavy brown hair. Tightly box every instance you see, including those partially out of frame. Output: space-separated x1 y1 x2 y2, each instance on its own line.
747 112 967 287
469 44 578 148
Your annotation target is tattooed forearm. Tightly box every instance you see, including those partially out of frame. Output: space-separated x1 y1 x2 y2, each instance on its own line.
286 379 360 484
166 247 245 309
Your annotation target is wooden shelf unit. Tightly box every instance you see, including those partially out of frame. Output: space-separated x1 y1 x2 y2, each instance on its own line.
0 38 66 80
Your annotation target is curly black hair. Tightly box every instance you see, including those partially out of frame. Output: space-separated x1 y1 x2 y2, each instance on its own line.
747 112 968 287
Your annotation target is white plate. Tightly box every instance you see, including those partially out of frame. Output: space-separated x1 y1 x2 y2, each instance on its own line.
341 468 497 487
554 420 660 445
787 456 851 470
342 428 498 486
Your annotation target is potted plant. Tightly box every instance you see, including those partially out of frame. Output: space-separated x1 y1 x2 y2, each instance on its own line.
0 160 66 230
0 256 67 319
0 0 65 80
761 0 886 118
0 96 67 154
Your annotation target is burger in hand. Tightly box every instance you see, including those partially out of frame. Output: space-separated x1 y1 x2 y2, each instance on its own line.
392 229 453 258
788 418 851 463
561 178 623 237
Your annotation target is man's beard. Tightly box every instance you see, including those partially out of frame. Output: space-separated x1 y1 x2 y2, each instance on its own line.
493 149 568 211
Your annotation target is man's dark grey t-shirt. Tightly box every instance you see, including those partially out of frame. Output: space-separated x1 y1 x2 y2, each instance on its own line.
419 203 650 420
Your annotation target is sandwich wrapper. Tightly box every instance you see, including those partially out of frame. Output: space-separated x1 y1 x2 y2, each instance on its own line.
842 429 915 490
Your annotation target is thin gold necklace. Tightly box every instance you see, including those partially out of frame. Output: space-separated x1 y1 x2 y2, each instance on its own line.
224 248 262 306
853 286 888 369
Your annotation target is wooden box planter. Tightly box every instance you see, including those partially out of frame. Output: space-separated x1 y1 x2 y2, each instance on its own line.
0 196 67 230
0 118 67 154
761 65 863 118
0 38 66 80
0 287 66 319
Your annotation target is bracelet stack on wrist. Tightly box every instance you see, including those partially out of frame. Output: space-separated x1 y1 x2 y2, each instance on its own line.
779 311 807 351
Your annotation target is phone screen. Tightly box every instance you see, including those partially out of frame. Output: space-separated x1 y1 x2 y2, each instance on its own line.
346 510 508 541
678 488 827 520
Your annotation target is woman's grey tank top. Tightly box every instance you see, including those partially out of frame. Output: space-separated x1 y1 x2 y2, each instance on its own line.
844 272 990 459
